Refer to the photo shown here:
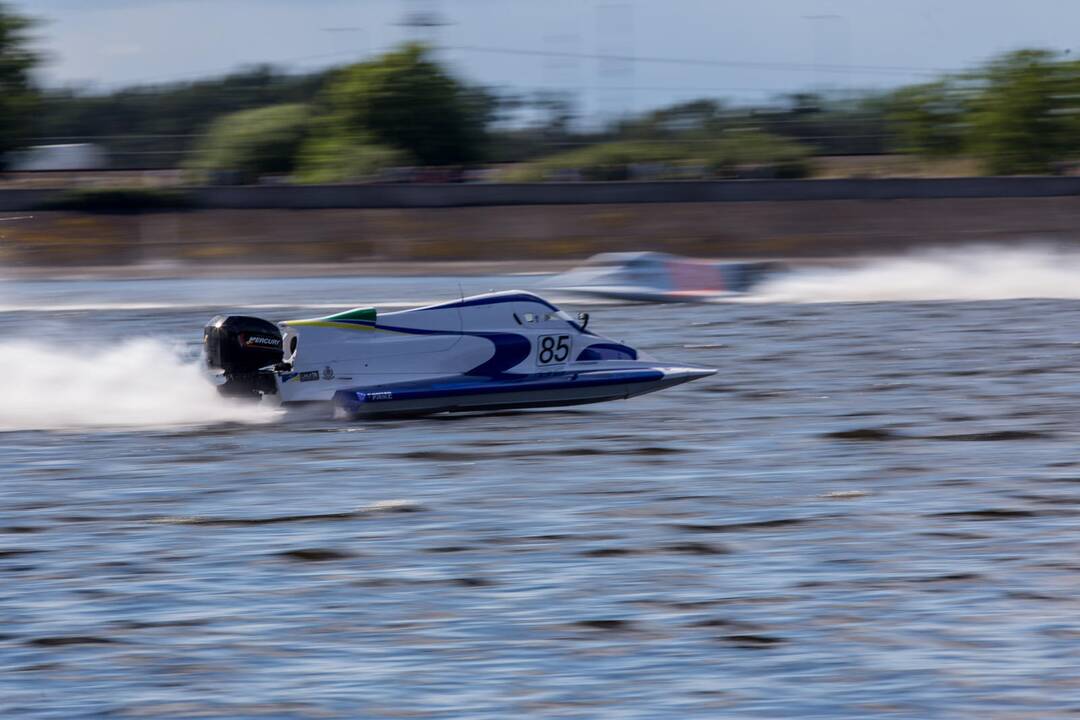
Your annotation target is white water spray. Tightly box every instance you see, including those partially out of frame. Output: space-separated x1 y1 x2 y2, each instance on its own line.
757 246 1080 303
0 338 280 432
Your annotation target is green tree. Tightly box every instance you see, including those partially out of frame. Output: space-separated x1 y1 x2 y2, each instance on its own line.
0 3 39 168
884 81 969 157
187 103 311 182
616 99 727 140
295 127 409 183
966 49 1076 174
38 66 330 169
312 43 485 166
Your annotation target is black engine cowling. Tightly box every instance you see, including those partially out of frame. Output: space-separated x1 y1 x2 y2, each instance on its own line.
203 315 283 398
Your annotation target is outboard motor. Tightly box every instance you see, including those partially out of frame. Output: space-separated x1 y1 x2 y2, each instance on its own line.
203 315 283 398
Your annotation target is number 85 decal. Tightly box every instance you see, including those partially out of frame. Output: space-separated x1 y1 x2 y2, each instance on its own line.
537 335 570 365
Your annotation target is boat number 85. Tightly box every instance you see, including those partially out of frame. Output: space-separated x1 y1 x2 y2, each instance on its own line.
537 335 570 365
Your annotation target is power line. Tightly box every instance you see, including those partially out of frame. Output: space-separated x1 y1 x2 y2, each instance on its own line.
54 44 959 95
444 44 958 78
510 83 875 96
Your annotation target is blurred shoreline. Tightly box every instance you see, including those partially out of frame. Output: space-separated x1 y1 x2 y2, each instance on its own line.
0 257 862 281
0 260 569 281
5 192 1080 273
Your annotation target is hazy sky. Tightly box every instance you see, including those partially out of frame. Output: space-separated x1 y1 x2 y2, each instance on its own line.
18 0 1080 117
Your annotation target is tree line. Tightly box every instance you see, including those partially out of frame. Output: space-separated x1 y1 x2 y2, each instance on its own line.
3 2 1080 180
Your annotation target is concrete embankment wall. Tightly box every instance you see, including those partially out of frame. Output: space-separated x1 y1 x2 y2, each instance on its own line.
5 179 1080 266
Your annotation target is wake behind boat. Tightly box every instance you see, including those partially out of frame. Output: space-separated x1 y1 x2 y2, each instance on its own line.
204 290 715 418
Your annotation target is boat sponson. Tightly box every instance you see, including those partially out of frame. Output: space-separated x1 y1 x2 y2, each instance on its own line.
332 367 667 417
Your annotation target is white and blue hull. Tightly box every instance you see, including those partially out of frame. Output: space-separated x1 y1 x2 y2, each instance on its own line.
207 290 715 418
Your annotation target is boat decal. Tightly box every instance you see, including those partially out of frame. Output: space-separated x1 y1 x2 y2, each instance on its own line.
280 319 533 377
464 333 532 377
284 307 377 328
283 319 378 331
323 307 377 322
576 343 638 361
365 325 531 376
280 370 320 383
358 391 394 402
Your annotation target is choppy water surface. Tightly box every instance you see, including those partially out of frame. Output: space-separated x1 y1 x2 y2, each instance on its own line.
5 273 1080 718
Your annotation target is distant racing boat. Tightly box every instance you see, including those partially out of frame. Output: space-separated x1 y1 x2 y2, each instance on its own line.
546 251 786 302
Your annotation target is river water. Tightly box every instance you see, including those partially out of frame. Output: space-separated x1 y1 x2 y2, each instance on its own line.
5 258 1080 718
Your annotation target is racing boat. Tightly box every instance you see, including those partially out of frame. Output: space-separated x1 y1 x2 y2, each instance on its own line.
546 251 785 302
203 290 715 418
